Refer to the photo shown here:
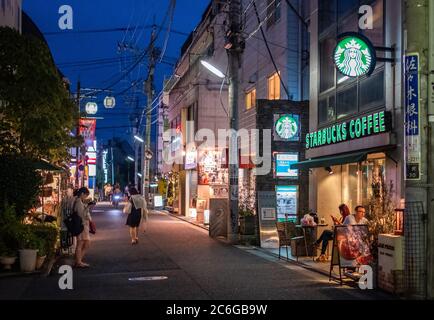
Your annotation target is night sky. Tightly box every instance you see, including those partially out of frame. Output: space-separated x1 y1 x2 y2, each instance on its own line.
22 0 210 146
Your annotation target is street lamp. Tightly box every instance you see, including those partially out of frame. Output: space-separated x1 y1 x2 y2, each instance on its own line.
127 156 135 162
200 60 226 79
134 135 144 143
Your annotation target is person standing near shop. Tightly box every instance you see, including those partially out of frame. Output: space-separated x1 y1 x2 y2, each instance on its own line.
74 187 93 268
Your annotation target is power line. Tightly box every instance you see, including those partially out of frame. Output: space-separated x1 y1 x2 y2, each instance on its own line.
99 2 177 94
44 25 189 37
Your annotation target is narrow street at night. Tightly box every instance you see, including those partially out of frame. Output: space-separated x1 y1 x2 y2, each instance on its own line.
2 0 434 310
0 203 391 300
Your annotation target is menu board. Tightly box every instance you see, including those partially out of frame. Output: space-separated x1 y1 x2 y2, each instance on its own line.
275 153 299 178
198 150 228 186
334 225 373 268
276 186 298 222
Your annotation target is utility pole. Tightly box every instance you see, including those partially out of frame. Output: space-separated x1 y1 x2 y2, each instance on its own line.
75 80 81 188
405 0 430 299
111 141 115 185
134 99 139 189
143 24 157 200
429 0 434 299
226 0 244 242
134 129 139 188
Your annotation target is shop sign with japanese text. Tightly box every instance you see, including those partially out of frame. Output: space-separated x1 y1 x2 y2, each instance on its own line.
405 53 421 180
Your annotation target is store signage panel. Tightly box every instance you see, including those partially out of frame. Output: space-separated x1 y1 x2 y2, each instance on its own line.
333 225 373 268
257 191 279 249
79 118 96 147
276 186 298 223
334 32 376 78
275 153 298 178
274 114 300 142
198 150 228 186
306 111 391 150
88 164 96 177
185 144 197 170
405 53 421 180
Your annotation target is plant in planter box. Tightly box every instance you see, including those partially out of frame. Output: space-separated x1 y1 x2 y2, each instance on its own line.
0 205 21 262
31 224 58 259
0 240 17 270
18 226 39 273
35 238 47 270
239 205 256 235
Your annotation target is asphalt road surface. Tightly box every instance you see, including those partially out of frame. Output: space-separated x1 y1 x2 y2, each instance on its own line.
0 202 393 300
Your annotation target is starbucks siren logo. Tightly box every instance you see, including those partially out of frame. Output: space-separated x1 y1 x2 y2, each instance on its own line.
334 35 375 77
275 116 298 140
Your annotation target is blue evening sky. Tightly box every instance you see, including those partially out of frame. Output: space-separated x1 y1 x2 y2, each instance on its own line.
22 0 210 146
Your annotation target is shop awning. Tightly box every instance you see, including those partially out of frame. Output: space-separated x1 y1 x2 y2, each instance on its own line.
290 152 368 170
32 160 63 172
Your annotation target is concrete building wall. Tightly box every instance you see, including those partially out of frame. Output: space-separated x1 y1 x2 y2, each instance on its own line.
164 2 230 216
0 0 22 32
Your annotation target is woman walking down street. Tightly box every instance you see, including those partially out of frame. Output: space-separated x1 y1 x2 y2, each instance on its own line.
74 187 93 268
125 187 147 244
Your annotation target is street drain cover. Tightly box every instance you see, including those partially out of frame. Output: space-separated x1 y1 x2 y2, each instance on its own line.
128 276 168 281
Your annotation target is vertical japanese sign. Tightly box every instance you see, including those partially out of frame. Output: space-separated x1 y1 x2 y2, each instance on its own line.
79 119 96 147
405 54 421 180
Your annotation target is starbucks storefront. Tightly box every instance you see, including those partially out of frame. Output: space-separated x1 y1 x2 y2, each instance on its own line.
292 110 403 227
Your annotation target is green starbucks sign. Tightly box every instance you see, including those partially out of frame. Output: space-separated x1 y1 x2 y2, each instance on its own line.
334 32 376 78
306 111 391 150
275 115 299 140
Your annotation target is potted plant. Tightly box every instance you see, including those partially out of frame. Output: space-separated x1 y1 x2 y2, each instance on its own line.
239 206 256 235
18 227 39 273
35 239 47 270
0 241 17 270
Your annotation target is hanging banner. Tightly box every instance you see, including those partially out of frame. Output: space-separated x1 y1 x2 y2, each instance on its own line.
79 119 96 147
405 54 421 180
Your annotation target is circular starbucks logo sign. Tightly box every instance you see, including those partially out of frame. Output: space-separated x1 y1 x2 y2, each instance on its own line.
334 33 376 78
275 115 298 140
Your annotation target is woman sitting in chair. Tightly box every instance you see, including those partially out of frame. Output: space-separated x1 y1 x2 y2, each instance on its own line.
313 204 350 262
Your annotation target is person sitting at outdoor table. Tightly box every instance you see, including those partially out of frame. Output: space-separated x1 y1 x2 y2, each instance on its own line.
343 205 369 225
313 204 350 262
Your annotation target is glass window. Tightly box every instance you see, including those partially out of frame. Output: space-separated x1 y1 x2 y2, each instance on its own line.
319 95 336 125
362 0 384 47
320 37 336 93
245 88 256 110
268 72 280 100
359 70 384 111
342 163 360 212
338 0 359 22
267 0 281 28
336 85 357 120
319 0 336 32
318 0 385 125
361 157 386 206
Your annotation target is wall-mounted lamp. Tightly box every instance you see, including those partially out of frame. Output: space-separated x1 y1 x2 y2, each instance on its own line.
325 167 334 175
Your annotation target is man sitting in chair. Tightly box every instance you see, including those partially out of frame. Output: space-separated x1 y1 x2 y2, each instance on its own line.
343 206 369 226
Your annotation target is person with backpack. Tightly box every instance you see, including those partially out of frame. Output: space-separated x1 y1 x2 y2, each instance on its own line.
73 187 93 268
